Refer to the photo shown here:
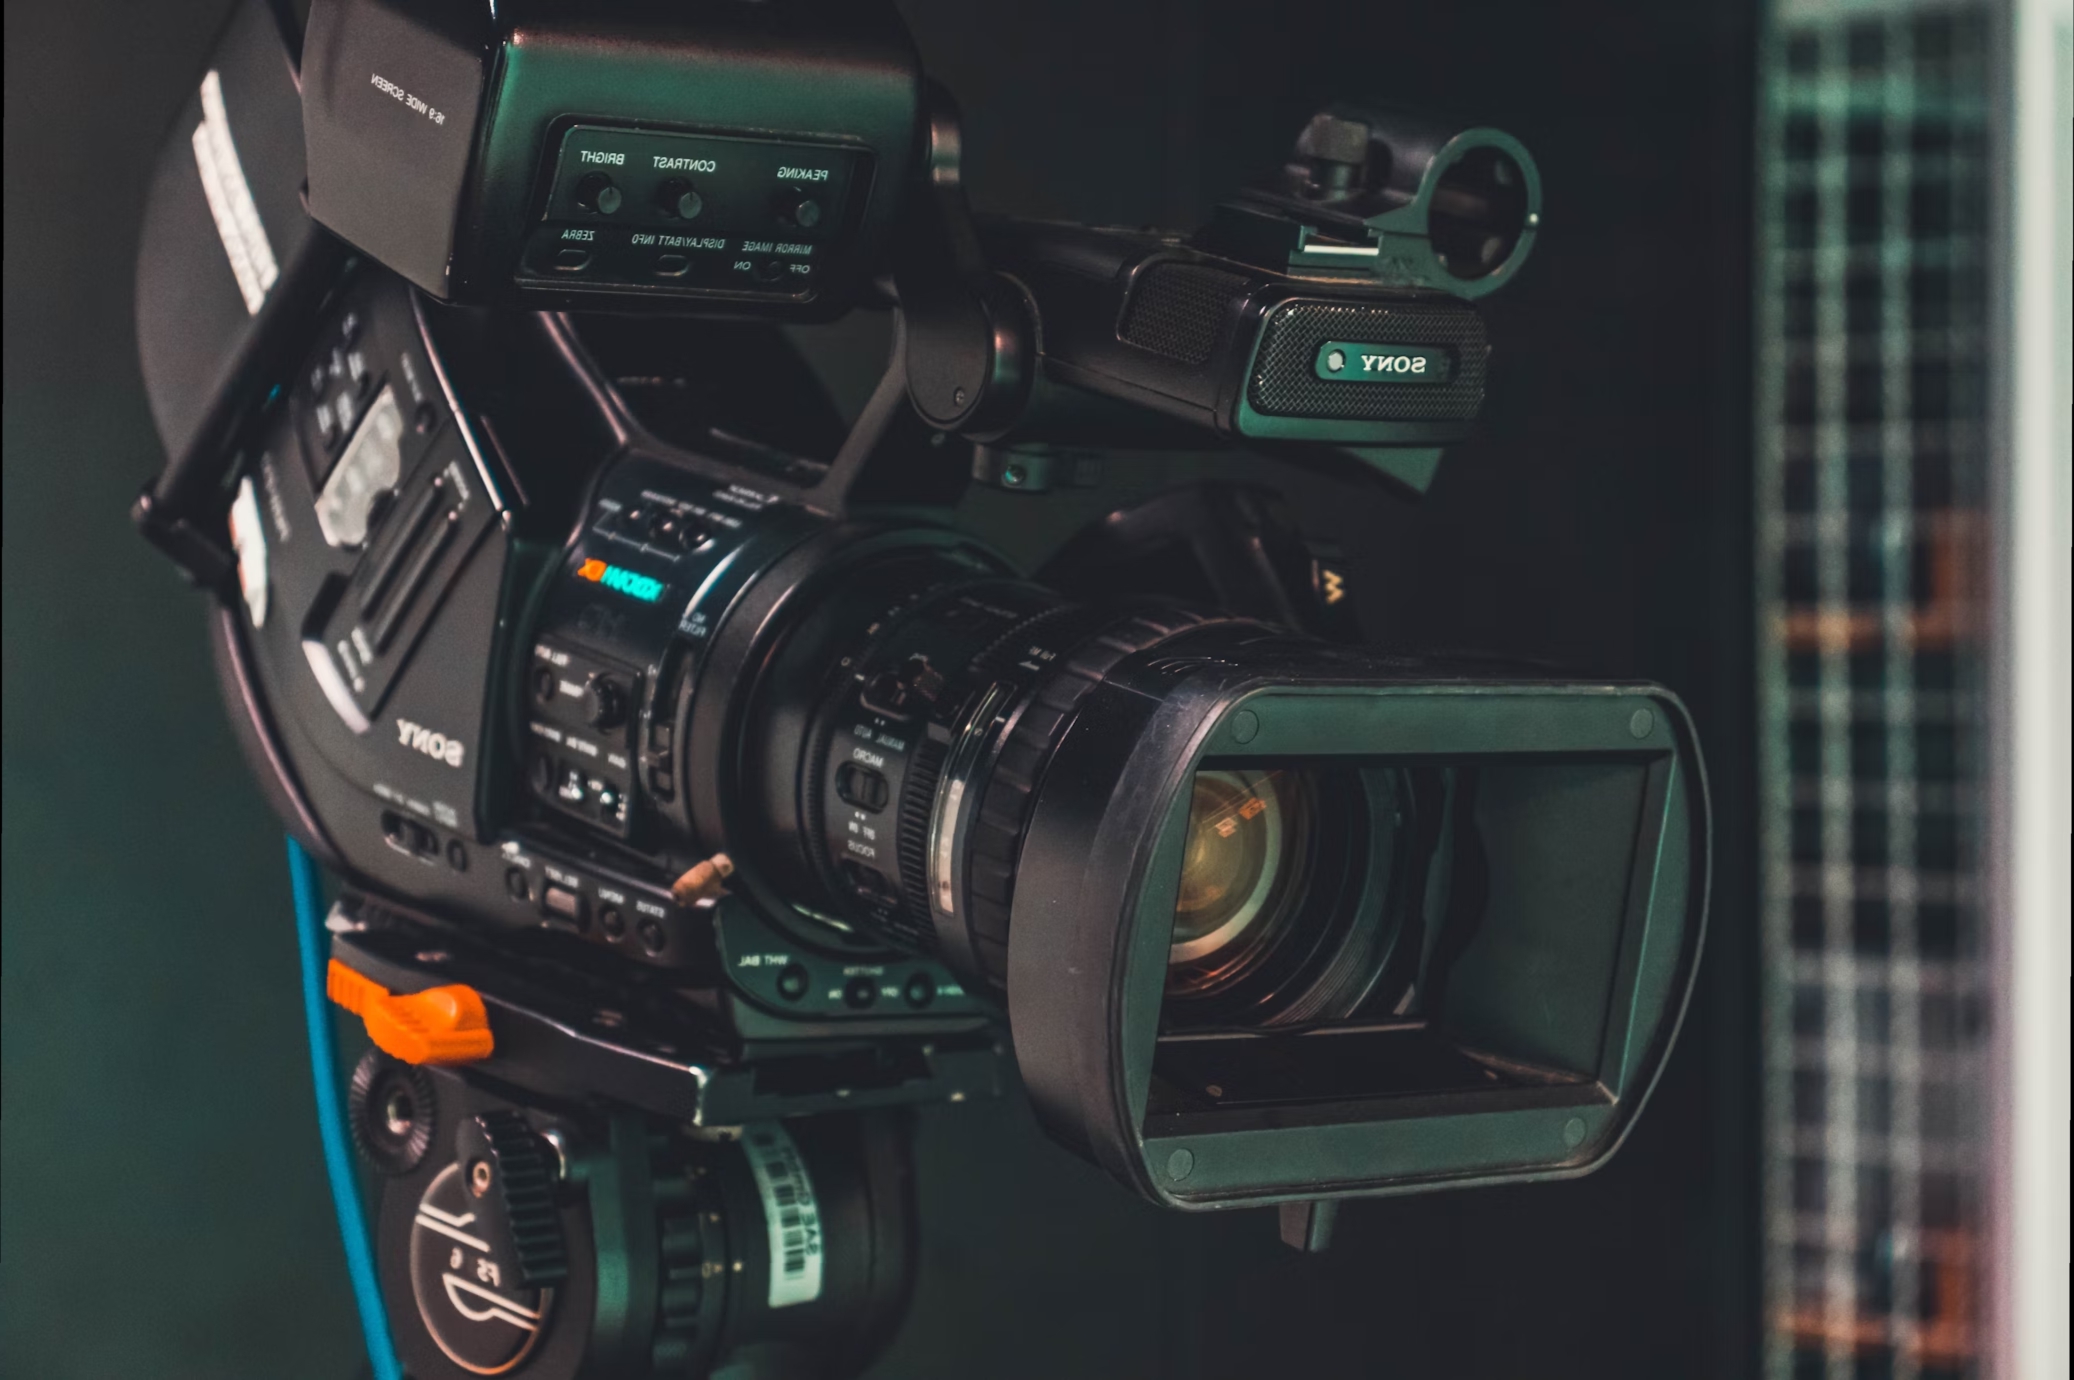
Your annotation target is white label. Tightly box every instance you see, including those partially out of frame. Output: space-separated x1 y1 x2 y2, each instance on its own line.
190 70 278 314
229 475 269 627
369 72 447 126
744 1124 823 1309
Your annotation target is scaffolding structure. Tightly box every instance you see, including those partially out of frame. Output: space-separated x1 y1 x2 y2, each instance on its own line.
1757 9 1994 1379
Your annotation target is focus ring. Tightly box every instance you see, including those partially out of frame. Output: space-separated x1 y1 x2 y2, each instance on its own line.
960 607 1220 988
888 737 947 949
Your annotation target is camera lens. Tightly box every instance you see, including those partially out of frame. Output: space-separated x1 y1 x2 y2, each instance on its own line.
1168 768 1315 991
708 529 1404 1020
1157 763 1413 1028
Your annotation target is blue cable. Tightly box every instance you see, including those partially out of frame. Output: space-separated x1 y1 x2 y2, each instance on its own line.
287 836 407 1380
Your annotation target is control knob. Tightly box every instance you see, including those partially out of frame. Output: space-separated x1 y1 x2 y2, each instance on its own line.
582 674 627 730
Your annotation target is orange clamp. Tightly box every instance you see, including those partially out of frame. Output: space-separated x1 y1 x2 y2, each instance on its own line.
326 959 494 1066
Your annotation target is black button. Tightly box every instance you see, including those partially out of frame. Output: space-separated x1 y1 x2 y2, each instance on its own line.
532 666 559 704
553 247 592 271
843 976 878 1010
650 722 673 753
598 906 625 939
505 868 532 901
861 671 911 718
836 762 890 812
653 254 690 278
903 973 937 1009
776 964 810 1001
646 764 675 801
542 884 588 929
530 754 555 793
652 512 704 550
636 917 667 954
751 259 786 285
843 861 890 898
446 840 470 872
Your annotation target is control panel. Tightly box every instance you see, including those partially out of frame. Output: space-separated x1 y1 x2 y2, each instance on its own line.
492 833 697 963
519 125 868 302
714 900 982 1022
526 639 640 836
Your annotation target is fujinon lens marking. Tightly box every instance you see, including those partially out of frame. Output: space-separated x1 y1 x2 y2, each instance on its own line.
575 557 665 603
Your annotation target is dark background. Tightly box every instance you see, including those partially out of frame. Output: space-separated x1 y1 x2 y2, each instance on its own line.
1 2 1758 1376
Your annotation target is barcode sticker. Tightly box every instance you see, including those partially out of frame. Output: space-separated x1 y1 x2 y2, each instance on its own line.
743 1123 823 1309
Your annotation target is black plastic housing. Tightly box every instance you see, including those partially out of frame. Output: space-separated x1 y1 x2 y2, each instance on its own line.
1005 629 1710 1209
134 0 349 585
372 1068 916 1380
975 221 1490 494
300 0 921 314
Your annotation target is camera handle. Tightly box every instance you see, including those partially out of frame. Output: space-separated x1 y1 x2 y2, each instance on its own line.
892 86 1034 437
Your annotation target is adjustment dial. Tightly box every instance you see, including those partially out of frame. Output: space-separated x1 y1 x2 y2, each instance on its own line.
582 674 626 730
771 185 823 231
654 178 703 220
574 173 622 215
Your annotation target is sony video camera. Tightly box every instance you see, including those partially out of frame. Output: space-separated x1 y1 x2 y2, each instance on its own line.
132 1 1708 1375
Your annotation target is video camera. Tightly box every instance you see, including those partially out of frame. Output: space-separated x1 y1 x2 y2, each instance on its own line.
133 2 1708 1375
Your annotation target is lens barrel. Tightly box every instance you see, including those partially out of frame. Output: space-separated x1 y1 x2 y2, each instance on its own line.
710 520 1229 992
696 521 1707 1211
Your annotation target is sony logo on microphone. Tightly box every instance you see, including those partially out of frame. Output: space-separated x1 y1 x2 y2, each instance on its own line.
396 717 466 767
1312 341 1453 384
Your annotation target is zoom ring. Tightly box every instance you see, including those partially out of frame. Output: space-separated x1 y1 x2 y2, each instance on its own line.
959 606 1221 989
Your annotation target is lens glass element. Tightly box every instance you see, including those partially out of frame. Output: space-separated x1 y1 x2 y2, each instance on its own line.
1168 768 1317 995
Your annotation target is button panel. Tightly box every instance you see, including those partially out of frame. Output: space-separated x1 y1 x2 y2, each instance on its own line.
519 126 865 301
493 837 698 968
713 900 981 1020
527 639 639 836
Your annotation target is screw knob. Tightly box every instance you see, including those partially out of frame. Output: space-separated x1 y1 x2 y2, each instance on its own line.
582 674 626 730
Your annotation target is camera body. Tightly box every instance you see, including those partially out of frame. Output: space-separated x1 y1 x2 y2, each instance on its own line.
134 1 1706 1373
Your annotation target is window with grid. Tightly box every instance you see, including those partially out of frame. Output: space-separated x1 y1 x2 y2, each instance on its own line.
1758 8 1992 1380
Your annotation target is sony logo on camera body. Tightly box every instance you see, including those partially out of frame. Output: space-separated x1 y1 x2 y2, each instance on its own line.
1311 341 1453 384
395 717 466 768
